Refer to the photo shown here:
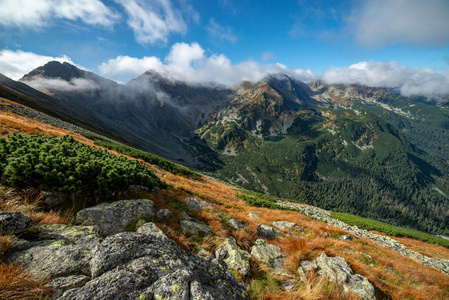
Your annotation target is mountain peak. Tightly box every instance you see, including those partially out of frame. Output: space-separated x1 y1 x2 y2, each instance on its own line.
20 61 86 82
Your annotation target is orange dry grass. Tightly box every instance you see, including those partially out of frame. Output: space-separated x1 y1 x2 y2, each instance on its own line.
392 236 449 259
0 263 51 299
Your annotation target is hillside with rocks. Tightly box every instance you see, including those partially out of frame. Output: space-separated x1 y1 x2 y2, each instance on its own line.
1 103 449 299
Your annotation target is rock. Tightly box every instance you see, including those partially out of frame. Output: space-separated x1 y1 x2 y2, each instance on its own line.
197 248 214 258
272 221 304 232
46 275 90 298
340 235 354 241
297 266 307 281
300 260 316 271
40 191 65 209
229 219 246 230
182 197 213 211
135 219 147 229
247 212 260 219
313 253 375 300
0 211 35 235
257 224 281 240
156 209 172 218
180 220 213 236
8 224 101 279
76 199 157 236
180 212 194 221
59 222 248 300
216 237 251 275
250 239 287 276
128 185 150 193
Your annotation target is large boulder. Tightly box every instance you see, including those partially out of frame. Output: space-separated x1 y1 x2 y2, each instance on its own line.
313 253 375 300
0 211 35 235
59 222 248 300
8 224 101 279
216 237 251 275
182 197 213 211
180 220 213 236
250 239 287 276
257 224 281 240
76 199 157 236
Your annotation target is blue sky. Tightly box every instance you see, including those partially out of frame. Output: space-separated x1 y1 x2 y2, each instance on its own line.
0 0 448 98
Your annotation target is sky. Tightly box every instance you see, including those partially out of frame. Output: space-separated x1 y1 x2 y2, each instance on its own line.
0 0 449 98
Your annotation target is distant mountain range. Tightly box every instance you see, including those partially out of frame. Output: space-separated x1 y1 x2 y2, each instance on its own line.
2 61 449 234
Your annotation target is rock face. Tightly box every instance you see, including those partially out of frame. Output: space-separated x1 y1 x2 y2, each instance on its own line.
76 199 157 236
250 239 287 276
216 237 251 275
257 224 281 240
8 224 101 279
0 211 35 235
46 275 90 298
307 253 375 300
59 222 248 300
180 220 213 236
182 197 214 211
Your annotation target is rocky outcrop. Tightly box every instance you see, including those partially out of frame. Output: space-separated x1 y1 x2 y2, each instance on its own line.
302 253 375 300
216 237 251 275
257 224 281 240
0 211 35 235
180 220 213 235
8 224 101 279
182 197 214 211
276 199 449 276
46 275 90 298
76 199 157 236
59 222 248 300
250 239 287 276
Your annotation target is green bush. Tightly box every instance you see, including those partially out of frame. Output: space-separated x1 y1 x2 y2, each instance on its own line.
236 193 286 210
81 133 201 180
0 134 162 198
331 212 449 249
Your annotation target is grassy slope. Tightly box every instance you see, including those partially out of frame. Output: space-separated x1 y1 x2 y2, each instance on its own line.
1 108 449 299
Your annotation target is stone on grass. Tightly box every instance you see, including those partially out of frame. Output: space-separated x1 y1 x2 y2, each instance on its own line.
180 220 213 236
229 219 246 230
250 239 287 276
182 197 213 211
216 237 251 275
257 224 281 240
0 211 35 235
272 221 304 232
247 212 260 219
76 199 157 236
156 209 172 218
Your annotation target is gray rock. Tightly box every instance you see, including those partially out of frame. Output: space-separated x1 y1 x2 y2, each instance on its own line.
156 209 173 218
0 211 35 235
46 275 90 298
257 224 281 240
76 199 157 236
8 224 101 279
216 237 251 275
250 239 287 276
59 222 248 300
40 191 66 209
197 248 213 258
128 185 150 193
229 218 246 230
300 260 315 271
180 220 213 236
180 212 194 221
313 253 375 300
135 219 147 229
247 212 260 219
272 221 304 232
182 197 213 211
297 266 307 281
340 235 354 241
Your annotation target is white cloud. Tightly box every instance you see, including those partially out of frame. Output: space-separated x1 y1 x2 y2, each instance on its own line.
351 0 449 47
0 0 118 28
206 19 237 43
99 42 318 85
0 50 76 80
322 61 449 99
116 0 188 45
261 52 275 62
23 77 99 92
